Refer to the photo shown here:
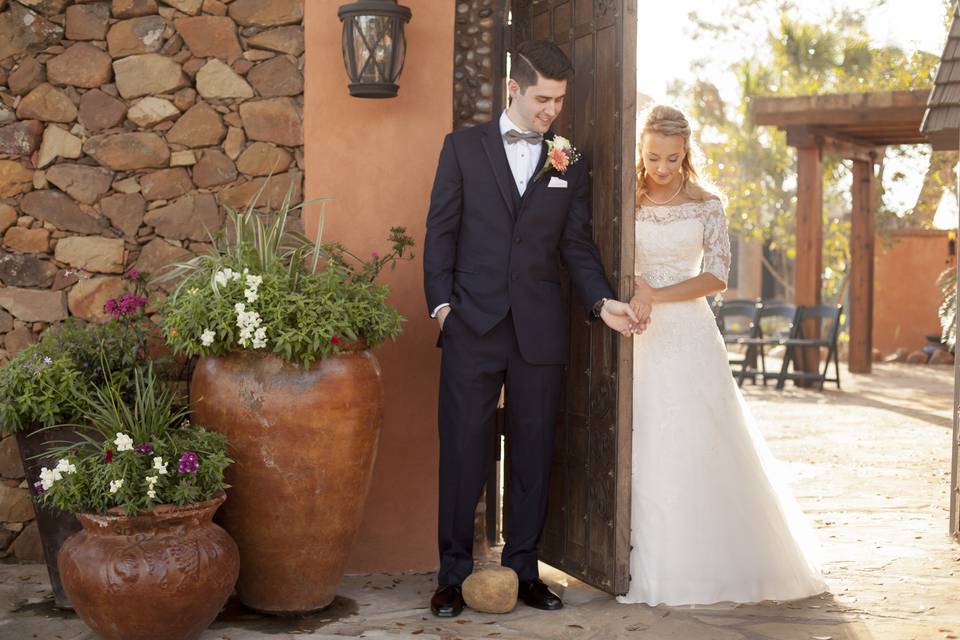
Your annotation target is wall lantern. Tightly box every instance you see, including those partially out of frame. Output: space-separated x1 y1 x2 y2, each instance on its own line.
337 0 412 99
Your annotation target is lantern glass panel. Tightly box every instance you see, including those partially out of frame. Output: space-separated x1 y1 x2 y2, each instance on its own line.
355 15 392 82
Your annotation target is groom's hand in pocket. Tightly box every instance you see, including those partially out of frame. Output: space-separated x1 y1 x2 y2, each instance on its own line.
436 306 451 330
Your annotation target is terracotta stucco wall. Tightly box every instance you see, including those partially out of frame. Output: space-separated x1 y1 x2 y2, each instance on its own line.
304 1 451 573
873 230 955 354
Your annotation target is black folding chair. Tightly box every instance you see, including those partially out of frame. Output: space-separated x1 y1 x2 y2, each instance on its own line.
714 299 761 385
733 302 798 387
776 304 843 391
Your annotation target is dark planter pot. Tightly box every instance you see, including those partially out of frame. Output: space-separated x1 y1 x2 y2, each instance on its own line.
190 349 384 614
59 494 239 640
16 427 83 609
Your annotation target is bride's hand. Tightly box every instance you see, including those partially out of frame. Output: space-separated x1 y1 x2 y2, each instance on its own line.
630 279 654 330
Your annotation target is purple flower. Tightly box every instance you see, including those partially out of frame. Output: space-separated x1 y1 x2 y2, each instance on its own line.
135 442 154 456
177 451 199 474
103 293 147 319
34 482 44 494
125 268 140 281
371 252 380 260
42 356 52 365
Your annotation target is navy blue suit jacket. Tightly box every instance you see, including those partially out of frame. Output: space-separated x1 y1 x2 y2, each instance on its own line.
423 119 616 365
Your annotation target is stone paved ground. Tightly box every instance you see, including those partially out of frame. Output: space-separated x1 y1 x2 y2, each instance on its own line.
0 362 957 640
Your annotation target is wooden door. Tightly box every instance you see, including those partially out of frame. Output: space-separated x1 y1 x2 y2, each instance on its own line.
511 0 637 594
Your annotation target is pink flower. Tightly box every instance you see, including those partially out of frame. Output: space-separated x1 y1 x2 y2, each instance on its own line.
104 450 114 464
548 147 570 173
371 252 380 260
125 268 140 281
103 293 147 319
331 336 341 346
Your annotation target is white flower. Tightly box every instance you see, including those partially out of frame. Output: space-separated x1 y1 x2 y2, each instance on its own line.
152 457 168 475
147 489 156 500
234 302 246 314
215 268 241 287
552 135 571 150
54 458 76 475
245 274 262 289
145 475 159 486
109 479 124 494
235 307 263 348
114 432 134 452
244 288 259 303
39 467 62 491
200 329 216 347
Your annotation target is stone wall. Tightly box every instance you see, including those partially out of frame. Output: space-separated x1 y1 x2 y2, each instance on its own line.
0 0 305 561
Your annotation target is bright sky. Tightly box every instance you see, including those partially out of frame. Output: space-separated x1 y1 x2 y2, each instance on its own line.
636 0 956 226
636 0 948 101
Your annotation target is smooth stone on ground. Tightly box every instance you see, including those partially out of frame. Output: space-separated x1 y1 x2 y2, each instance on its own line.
463 567 519 614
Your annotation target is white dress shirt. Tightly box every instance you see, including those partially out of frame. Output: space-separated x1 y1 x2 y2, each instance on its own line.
432 111 543 318
499 110 542 197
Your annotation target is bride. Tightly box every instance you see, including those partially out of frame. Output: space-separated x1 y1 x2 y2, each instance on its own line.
617 104 828 606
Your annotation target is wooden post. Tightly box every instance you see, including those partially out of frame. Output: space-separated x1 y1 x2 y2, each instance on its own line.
849 159 876 373
951 129 960 538
794 145 823 378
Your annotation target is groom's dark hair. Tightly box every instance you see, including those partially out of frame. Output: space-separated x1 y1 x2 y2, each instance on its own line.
511 41 574 91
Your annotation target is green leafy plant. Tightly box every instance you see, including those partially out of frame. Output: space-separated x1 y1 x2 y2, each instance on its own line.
33 363 231 515
158 185 415 365
0 320 147 436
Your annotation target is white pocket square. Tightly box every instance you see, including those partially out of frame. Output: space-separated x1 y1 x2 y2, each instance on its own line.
547 177 567 188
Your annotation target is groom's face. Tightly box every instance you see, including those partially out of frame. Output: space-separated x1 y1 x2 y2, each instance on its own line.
508 74 567 134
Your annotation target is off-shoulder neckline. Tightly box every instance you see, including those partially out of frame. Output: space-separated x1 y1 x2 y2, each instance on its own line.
637 199 721 211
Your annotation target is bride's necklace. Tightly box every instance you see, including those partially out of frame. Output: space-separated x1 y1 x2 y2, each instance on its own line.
644 179 684 206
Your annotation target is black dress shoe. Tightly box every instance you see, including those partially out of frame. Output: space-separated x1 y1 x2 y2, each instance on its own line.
518 579 563 610
430 584 464 617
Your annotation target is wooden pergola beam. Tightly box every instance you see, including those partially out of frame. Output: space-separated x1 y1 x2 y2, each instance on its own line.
785 126 885 163
753 89 930 128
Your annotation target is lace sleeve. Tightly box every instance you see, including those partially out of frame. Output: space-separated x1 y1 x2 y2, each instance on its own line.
701 199 731 288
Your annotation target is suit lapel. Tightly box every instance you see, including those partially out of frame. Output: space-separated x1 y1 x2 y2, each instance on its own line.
480 120 521 218
530 130 554 186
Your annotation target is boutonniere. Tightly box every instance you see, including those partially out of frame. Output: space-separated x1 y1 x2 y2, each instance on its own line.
534 135 581 182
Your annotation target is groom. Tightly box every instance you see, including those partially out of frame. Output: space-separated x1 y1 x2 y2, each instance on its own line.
423 40 640 618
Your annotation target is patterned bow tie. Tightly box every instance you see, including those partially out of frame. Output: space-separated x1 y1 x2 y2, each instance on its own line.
504 129 543 145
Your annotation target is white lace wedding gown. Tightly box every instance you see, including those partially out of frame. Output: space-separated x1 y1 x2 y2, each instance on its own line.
617 199 827 606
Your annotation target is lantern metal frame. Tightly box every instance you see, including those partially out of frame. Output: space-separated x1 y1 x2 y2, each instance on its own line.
337 0 412 99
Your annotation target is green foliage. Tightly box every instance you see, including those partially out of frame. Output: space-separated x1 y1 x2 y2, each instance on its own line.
0 318 148 435
158 184 415 365
678 1 946 304
34 364 231 515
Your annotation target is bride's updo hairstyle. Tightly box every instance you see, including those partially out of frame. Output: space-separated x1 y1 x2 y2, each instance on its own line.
636 104 720 204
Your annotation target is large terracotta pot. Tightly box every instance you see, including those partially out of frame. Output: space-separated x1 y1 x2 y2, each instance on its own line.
17 427 83 609
58 494 238 640
190 349 384 613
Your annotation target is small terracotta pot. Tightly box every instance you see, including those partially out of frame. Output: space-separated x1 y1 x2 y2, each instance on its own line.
190 349 384 613
58 494 238 640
